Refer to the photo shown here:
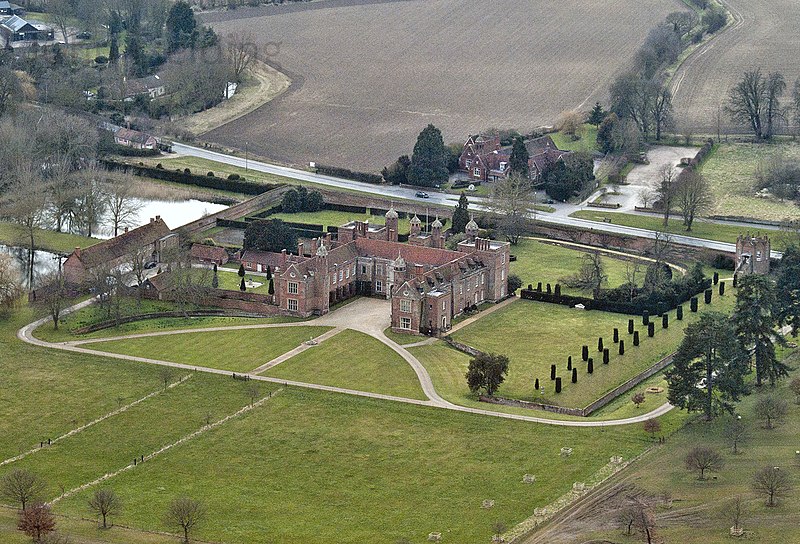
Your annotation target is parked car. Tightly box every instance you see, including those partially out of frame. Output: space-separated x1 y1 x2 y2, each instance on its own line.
144 261 158 269
415 191 429 198
76 31 92 40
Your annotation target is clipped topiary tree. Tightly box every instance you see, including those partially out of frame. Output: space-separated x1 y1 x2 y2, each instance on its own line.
719 281 725 296
582 345 589 361
238 263 245 277
613 328 619 343
268 278 274 295
603 348 610 364
713 271 719 285
691 297 699 312
534 378 540 390
733 274 738 287
546 283 552 293
633 331 640 346
572 368 577 383
619 339 625 355
537 282 542 291
240 277 246 292
642 310 650 326
628 319 635 334
648 322 655 337
550 364 557 380
705 289 712 304
662 314 669 328
555 377 562 393
597 337 604 352
266 265 272 280
567 357 572 371
587 358 594 373
555 284 561 296
677 305 684 320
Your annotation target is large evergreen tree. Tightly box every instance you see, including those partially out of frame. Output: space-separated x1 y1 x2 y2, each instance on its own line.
451 192 470 234
734 275 788 386
776 244 800 335
508 136 529 178
243 219 298 254
666 312 750 420
408 124 449 187
166 1 197 52
588 102 606 126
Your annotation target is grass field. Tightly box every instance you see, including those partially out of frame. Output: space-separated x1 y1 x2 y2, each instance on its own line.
0 221 98 254
263 329 427 399
548 360 800 543
200 0 684 171
265 209 412 233
83 325 332 373
50 387 654 544
448 292 735 408
570 210 782 250
550 124 599 153
700 142 800 221
509 238 645 296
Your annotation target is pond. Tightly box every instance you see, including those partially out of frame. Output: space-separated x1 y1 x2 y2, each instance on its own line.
0 244 61 288
94 198 228 239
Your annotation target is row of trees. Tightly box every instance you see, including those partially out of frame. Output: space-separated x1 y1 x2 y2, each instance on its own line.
1 467 204 543
727 69 800 140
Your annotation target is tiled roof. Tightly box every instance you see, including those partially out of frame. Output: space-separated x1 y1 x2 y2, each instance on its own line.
240 250 284 268
115 127 155 145
190 244 227 262
354 237 461 267
72 218 171 269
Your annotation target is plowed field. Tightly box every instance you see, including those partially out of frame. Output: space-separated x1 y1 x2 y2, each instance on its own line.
201 0 684 171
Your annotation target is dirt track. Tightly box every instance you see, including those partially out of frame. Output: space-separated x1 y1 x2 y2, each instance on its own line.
671 0 800 134
200 0 684 170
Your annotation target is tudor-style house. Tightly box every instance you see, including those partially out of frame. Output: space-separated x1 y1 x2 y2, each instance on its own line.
265 209 510 335
458 133 571 182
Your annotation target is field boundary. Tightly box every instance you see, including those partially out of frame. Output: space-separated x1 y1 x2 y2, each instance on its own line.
50 389 282 504
0 375 192 468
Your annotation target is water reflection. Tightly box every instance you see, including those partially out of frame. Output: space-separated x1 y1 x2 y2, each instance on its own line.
94 198 228 239
0 244 61 288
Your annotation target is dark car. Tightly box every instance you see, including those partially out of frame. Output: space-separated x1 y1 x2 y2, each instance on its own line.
76 31 92 40
144 261 158 269
415 191 429 198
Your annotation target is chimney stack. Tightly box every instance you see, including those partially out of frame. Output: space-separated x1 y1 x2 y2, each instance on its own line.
298 241 304 256
281 249 287 266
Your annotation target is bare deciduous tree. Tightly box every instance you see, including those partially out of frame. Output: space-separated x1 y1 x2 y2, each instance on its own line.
0 167 48 288
89 488 122 529
17 502 56 542
727 495 745 535
104 174 142 237
752 466 792 507
727 416 747 454
165 497 205 544
0 254 22 314
726 69 786 140
556 110 584 139
684 446 724 480
0 469 46 511
487 174 535 245
159 367 174 391
246 382 260 406
675 170 713 231
225 32 259 83
655 165 678 227
568 251 607 297
39 271 68 330
754 395 788 429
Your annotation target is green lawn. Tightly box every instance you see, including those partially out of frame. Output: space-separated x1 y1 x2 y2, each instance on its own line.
569 210 782 250
32 297 302 343
2 373 257 500
263 329 427 400
577 358 800 544
0 221 98 254
509 238 645 296
265 209 412 233
216 268 271 293
83 326 333 373
550 124 599 153
447 292 736 408
383 326 425 345
54 387 654 544
700 141 800 221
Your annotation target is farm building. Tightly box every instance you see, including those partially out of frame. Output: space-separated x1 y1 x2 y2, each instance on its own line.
0 15 54 47
0 2 24 16
190 244 229 266
63 217 175 285
458 133 571 183
125 75 167 101
735 234 770 276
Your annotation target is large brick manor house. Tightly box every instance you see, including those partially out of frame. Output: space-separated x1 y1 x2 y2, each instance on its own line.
254 208 510 335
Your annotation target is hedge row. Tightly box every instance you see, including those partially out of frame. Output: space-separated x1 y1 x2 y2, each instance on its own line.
315 164 384 185
520 278 711 316
109 145 161 157
102 160 282 195
325 203 368 214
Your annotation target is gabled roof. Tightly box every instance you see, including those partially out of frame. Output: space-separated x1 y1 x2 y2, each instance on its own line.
1 14 34 32
354 237 462 267
240 249 283 268
115 127 156 145
70 218 171 269
190 244 227 262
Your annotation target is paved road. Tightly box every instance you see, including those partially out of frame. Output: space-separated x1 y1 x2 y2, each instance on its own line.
173 142 783 258
19 298 674 428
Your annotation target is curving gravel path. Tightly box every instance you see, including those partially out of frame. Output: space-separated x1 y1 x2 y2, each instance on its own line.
19 298 674 427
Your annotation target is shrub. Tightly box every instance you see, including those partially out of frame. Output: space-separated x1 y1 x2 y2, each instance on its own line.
628 319 634 334
613 328 619 343
632 392 645 407
677 305 683 320
691 297 698 312
712 254 735 270
507 274 522 295
554 284 561 296
597 337 604 352
550 364 556 380
713 271 719 285
633 331 640 346
642 310 649 326
705 289 712 304
184 168 191 175
316 164 383 185
603 348 610 364
156 163 163 169
648 322 655 337
207 171 215 177
228 173 240 180
582 345 589 361
587 358 594 373
619 340 625 355
643 418 661 439
703 8 727 33
662 314 669 328
567 356 572 370
555 377 562 393
719 281 725 296
534 378 540 390
572 368 577 383
95 55 108 64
